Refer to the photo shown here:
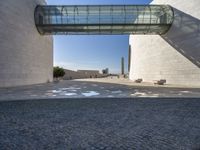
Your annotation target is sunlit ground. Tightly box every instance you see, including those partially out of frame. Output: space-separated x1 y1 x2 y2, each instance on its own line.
1 79 200 101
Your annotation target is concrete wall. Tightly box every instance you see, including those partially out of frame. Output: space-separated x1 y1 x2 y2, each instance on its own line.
64 69 106 80
0 0 53 87
129 0 200 86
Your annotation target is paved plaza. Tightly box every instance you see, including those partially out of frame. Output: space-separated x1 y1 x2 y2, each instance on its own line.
1 79 200 101
1 79 200 149
1 98 200 149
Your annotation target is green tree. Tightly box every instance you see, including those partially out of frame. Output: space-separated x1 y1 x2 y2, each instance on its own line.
53 66 65 78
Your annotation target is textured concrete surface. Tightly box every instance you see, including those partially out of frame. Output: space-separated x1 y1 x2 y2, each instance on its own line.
1 80 200 101
79 76 200 89
0 0 53 87
129 0 200 86
1 98 200 149
63 69 107 80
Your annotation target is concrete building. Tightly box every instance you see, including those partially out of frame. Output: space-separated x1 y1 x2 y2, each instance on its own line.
129 0 200 86
77 70 101 78
0 0 53 87
64 69 106 80
102 68 109 75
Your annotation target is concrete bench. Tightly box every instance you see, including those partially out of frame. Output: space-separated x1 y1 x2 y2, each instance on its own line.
135 79 143 83
153 79 166 85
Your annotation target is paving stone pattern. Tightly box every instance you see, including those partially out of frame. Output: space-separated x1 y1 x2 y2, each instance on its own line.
1 98 200 149
1 80 200 101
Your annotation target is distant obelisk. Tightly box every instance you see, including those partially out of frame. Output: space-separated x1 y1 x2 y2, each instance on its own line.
121 57 124 75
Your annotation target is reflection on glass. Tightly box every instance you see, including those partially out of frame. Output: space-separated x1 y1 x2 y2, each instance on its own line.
35 5 174 35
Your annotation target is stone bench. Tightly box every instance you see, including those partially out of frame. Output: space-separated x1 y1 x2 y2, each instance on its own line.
153 79 166 85
135 79 143 83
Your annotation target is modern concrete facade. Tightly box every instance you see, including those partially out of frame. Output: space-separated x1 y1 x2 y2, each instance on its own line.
129 0 200 86
0 0 53 87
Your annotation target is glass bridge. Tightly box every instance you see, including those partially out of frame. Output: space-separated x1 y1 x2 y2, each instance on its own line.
34 5 174 35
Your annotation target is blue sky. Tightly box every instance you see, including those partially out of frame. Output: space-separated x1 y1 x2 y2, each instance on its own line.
47 0 152 74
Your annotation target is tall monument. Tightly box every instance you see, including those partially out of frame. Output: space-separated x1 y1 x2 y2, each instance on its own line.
121 57 125 75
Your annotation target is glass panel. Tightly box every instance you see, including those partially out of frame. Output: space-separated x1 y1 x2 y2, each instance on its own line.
35 5 174 35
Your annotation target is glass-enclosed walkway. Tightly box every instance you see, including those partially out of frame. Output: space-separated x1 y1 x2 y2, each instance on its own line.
35 5 174 35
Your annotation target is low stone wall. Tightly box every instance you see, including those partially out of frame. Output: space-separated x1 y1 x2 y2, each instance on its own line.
63 69 107 80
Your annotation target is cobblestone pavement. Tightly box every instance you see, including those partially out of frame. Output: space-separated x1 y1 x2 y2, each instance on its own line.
1 80 200 101
1 98 200 149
